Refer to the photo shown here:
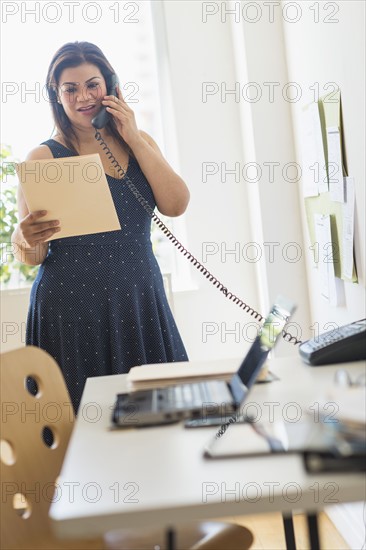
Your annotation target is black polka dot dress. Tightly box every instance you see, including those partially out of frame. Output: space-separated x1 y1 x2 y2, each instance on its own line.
26 139 188 413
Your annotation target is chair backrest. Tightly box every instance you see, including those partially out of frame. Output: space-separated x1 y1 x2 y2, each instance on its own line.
0 346 75 549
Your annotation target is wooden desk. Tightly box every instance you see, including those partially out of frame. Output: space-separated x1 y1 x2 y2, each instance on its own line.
49 357 365 547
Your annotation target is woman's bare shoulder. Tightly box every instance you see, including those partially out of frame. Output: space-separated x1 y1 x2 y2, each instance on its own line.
25 144 54 161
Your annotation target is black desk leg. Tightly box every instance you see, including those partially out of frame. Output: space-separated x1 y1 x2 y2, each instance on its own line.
166 527 176 550
282 513 297 550
307 513 320 550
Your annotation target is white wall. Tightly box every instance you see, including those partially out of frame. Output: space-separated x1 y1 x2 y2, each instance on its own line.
280 3 365 547
152 0 311 362
230 2 311 354
282 0 366 328
156 0 365 355
152 0 261 362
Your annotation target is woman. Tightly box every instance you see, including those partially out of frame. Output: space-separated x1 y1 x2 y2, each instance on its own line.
12 41 190 413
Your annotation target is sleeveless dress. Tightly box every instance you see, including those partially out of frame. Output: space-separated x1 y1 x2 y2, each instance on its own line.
26 139 188 412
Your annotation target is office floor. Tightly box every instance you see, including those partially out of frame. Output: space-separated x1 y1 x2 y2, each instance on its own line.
229 512 349 549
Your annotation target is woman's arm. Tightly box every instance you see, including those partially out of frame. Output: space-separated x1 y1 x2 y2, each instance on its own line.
11 145 61 266
128 131 190 217
102 90 190 217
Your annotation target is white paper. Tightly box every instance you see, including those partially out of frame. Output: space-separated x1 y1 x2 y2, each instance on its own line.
342 176 355 279
327 126 345 202
330 277 345 307
300 103 328 197
314 214 331 300
314 213 344 306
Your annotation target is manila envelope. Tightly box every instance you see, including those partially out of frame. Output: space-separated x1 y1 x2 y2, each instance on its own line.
16 153 121 241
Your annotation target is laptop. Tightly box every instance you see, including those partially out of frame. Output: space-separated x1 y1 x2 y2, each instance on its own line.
112 295 296 428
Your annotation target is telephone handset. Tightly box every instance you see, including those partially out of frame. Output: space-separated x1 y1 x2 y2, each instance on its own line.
91 74 119 129
91 74 301 346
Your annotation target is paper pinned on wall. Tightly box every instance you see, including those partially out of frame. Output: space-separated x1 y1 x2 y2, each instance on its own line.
300 103 328 197
314 213 331 301
304 89 357 285
342 176 356 280
305 192 358 283
330 274 345 307
314 213 345 306
327 126 345 202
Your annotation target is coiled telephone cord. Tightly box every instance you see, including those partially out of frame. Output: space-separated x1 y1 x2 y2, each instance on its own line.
95 130 302 346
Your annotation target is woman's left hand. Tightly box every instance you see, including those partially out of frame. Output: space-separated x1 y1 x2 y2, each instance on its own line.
102 86 141 147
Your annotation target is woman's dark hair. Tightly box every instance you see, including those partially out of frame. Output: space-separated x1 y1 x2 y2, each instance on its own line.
46 41 131 155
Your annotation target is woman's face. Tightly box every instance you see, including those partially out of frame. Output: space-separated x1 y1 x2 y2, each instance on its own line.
57 62 107 129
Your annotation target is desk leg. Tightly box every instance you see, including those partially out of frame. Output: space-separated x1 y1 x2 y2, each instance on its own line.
282 513 297 550
307 513 320 550
166 527 176 550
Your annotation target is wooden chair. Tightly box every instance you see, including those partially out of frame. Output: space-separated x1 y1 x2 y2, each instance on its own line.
1 346 254 550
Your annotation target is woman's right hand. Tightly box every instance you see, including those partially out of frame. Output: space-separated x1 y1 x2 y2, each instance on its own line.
19 210 61 247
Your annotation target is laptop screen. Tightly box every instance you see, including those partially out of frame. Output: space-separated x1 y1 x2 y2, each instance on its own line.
235 295 296 389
